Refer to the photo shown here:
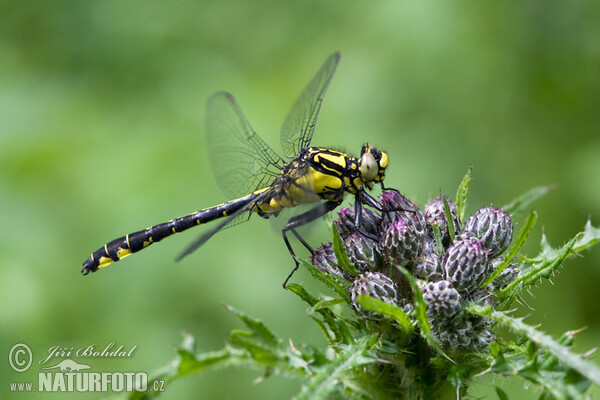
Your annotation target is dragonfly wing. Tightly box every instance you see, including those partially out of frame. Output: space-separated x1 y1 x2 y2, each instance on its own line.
206 92 284 199
280 53 341 159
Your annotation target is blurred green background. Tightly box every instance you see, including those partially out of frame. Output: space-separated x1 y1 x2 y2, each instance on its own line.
1 1 599 398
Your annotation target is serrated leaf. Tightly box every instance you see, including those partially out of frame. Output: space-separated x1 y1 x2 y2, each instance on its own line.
573 219 600 253
180 331 196 353
356 295 414 334
468 305 600 387
502 185 554 216
294 335 377 400
176 347 233 377
499 231 583 298
223 304 278 345
300 258 350 300
521 232 583 287
286 283 352 345
455 164 472 223
229 331 278 363
484 211 537 287
332 221 357 277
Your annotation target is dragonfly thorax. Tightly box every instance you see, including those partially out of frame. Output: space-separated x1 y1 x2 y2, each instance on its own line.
253 145 389 217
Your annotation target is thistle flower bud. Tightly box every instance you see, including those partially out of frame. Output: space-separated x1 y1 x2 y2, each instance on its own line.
380 218 424 267
489 264 520 290
344 232 382 271
350 271 398 320
423 196 462 241
415 237 443 281
464 207 513 258
435 318 473 350
434 315 494 352
379 192 426 236
422 280 461 319
311 243 349 280
335 206 381 238
442 237 491 294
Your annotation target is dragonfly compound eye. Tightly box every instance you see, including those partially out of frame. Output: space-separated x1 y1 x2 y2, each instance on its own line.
360 152 378 182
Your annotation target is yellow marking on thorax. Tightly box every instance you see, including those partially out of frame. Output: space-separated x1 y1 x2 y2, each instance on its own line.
380 152 388 168
315 152 346 175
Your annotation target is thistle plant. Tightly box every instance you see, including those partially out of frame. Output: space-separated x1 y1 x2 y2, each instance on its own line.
132 167 600 399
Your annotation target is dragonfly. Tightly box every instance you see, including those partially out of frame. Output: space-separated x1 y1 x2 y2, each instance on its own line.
81 53 405 286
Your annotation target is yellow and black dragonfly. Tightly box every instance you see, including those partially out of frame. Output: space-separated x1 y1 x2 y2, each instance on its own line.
81 53 402 286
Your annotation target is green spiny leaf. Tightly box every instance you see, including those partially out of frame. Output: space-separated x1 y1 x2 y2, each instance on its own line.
455 164 472 223
223 304 278 345
294 335 378 400
286 283 352 345
499 231 583 298
573 219 600 253
229 330 278 363
520 233 583 287
300 258 350 300
502 185 554 217
356 295 414 334
468 305 600 386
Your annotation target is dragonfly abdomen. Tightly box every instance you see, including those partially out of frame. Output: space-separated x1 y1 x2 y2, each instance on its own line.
81 193 257 275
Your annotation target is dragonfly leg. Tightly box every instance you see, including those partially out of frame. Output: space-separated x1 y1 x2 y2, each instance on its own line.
358 188 416 214
380 181 399 193
281 201 340 288
352 199 379 241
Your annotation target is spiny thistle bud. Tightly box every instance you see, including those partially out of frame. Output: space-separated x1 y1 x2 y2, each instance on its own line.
415 237 443 281
489 264 520 289
335 206 381 238
464 206 513 258
423 196 462 242
442 237 491 294
379 192 426 236
350 271 398 320
311 243 349 280
422 280 461 319
434 318 473 350
344 232 382 271
380 218 424 267
434 315 494 352
380 192 424 227
467 288 495 307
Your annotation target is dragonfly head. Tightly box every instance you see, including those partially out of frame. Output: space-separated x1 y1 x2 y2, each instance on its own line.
359 144 388 188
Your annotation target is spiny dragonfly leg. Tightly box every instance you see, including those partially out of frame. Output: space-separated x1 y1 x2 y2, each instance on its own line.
281 201 340 288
